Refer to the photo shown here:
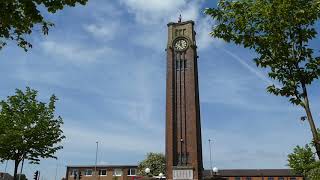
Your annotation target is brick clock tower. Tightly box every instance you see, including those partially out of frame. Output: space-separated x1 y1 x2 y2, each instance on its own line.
165 19 203 180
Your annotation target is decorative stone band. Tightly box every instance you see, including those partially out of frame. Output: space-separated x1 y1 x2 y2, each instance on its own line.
173 169 193 180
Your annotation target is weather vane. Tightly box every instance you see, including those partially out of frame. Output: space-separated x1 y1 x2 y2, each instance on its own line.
178 14 182 23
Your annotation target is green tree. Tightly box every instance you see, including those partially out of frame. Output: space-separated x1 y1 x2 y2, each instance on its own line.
0 0 88 51
307 166 320 180
205 0 320 158
288 130 320 179
16 174 28 180
288 144 316 177
0 87 65 180
137 152 166 177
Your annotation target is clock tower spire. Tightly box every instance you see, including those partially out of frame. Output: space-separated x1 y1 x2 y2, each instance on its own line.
165 20 203 180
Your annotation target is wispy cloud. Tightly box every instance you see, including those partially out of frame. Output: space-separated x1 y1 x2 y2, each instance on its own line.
201 126 309 169
84 22 120 41
130 1 221 51
63 125 163 154
120 0 186 24
40 40 118 64
196 16 224 50
221 48 274 86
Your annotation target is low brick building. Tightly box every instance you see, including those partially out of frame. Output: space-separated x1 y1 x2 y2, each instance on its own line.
65 166 303 180
65 165 139 180
203 169 303 180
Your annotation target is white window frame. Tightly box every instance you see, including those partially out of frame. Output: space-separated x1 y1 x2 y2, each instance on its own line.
85 169 93 176
128 168 137 176
113 169 123 176
70 169 78 177
99 169 107 176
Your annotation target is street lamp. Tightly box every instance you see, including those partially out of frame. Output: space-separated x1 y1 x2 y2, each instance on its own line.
145 168 151 177
213 167 218 175
159 173 164 180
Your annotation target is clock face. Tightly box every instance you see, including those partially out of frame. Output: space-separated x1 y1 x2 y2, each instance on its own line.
174 39 188 51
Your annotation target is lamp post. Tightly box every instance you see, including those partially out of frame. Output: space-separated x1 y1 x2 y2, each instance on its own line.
212 167 219 179
209 139 213 176
94 141 98 180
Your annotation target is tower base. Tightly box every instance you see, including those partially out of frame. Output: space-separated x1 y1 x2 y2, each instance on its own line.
172 166 195 180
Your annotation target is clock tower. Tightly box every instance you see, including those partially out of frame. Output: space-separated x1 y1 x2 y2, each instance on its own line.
165 19 203 180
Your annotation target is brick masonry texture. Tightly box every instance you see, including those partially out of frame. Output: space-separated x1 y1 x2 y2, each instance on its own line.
166 20 203 180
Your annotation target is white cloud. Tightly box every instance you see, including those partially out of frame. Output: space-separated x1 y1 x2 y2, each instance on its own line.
63 124 163 154
128 1 222 51
14 69 63 86
123 0 185 12
201 127 309 169
120 0 186 24
221 48 275 86
197 17 224 50
198 53 295 111
133 28 166 51
168 1 200 23
84 22 119 40
41 40 117 63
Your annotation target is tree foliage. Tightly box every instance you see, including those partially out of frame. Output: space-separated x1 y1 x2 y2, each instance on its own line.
137 152 166 177
0 87 65 179
16 174 28 180
288 130 320 179
0 0 87 51
288 144 316 176
307 166 320 180
205 0 320 158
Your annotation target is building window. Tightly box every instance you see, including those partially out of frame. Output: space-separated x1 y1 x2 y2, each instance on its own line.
84 169 93 176
99 169 107 176
268 177 274 180
246 177 251 180
70 169 78 176
235 177 241 180
128 169 136 176
175 52 187 71
278 177 284 180
290 178 296 180
113 169 123 176
177 152 189 165
176 60 187 70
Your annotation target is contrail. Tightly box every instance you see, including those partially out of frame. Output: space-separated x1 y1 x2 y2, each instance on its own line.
221 48 280 87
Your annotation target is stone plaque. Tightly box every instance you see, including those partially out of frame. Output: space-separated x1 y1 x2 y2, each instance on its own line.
173 169 193 180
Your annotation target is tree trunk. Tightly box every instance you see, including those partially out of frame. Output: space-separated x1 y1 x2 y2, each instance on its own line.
302 83 320 159
13 160 20 180
18 157 25 180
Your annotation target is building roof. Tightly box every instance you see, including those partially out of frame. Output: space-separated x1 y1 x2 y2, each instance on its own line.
67 165 138 168
203 169 301 177
66 166 301 177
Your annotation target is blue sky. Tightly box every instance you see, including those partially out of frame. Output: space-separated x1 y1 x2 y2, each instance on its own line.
1 0 320 179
